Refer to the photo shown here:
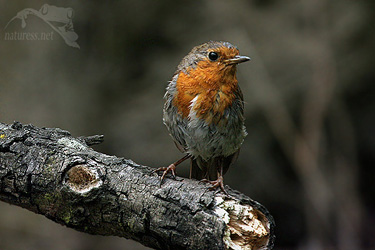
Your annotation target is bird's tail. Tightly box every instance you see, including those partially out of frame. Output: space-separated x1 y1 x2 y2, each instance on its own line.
190 151 240 181
190 157 216 180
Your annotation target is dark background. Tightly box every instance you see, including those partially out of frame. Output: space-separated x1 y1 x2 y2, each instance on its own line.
0 1 374 249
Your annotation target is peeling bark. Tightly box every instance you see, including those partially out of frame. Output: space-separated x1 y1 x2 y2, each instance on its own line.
0 122 275 250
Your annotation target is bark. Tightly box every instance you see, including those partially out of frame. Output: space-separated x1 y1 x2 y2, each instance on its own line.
0 121 275 250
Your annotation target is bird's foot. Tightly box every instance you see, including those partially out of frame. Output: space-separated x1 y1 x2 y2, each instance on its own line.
200 176 228 195
154 164 177 186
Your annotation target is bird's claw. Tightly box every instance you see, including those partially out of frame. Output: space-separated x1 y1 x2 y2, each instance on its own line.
154 164 177 186
200 176 228 195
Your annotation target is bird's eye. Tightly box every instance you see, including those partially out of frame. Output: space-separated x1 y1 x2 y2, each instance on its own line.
208 51 219 61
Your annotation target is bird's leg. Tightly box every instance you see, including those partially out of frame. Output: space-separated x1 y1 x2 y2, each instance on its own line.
200 164 228 195
154 154 191 185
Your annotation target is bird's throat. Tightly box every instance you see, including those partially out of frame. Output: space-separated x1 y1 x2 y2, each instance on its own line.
173 65 238 123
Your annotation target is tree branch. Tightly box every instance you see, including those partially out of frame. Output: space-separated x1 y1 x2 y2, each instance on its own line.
0 122 275 250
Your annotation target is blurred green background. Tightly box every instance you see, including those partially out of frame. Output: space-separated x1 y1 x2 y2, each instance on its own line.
0 0 374 249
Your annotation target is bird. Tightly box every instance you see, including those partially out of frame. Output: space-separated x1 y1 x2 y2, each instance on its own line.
155 41 250 194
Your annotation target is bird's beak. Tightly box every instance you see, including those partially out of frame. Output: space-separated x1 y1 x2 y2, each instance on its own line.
225 55 251 65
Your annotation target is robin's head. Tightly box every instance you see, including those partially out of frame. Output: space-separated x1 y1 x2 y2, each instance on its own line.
176 41 250 76
171 41 250 119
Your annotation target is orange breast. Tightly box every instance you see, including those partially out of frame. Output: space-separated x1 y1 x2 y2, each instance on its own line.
173 60 238 124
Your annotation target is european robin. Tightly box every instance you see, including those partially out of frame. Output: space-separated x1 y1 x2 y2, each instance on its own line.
155 41 250 194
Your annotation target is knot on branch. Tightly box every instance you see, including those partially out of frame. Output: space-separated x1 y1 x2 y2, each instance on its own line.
65 165 102 193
